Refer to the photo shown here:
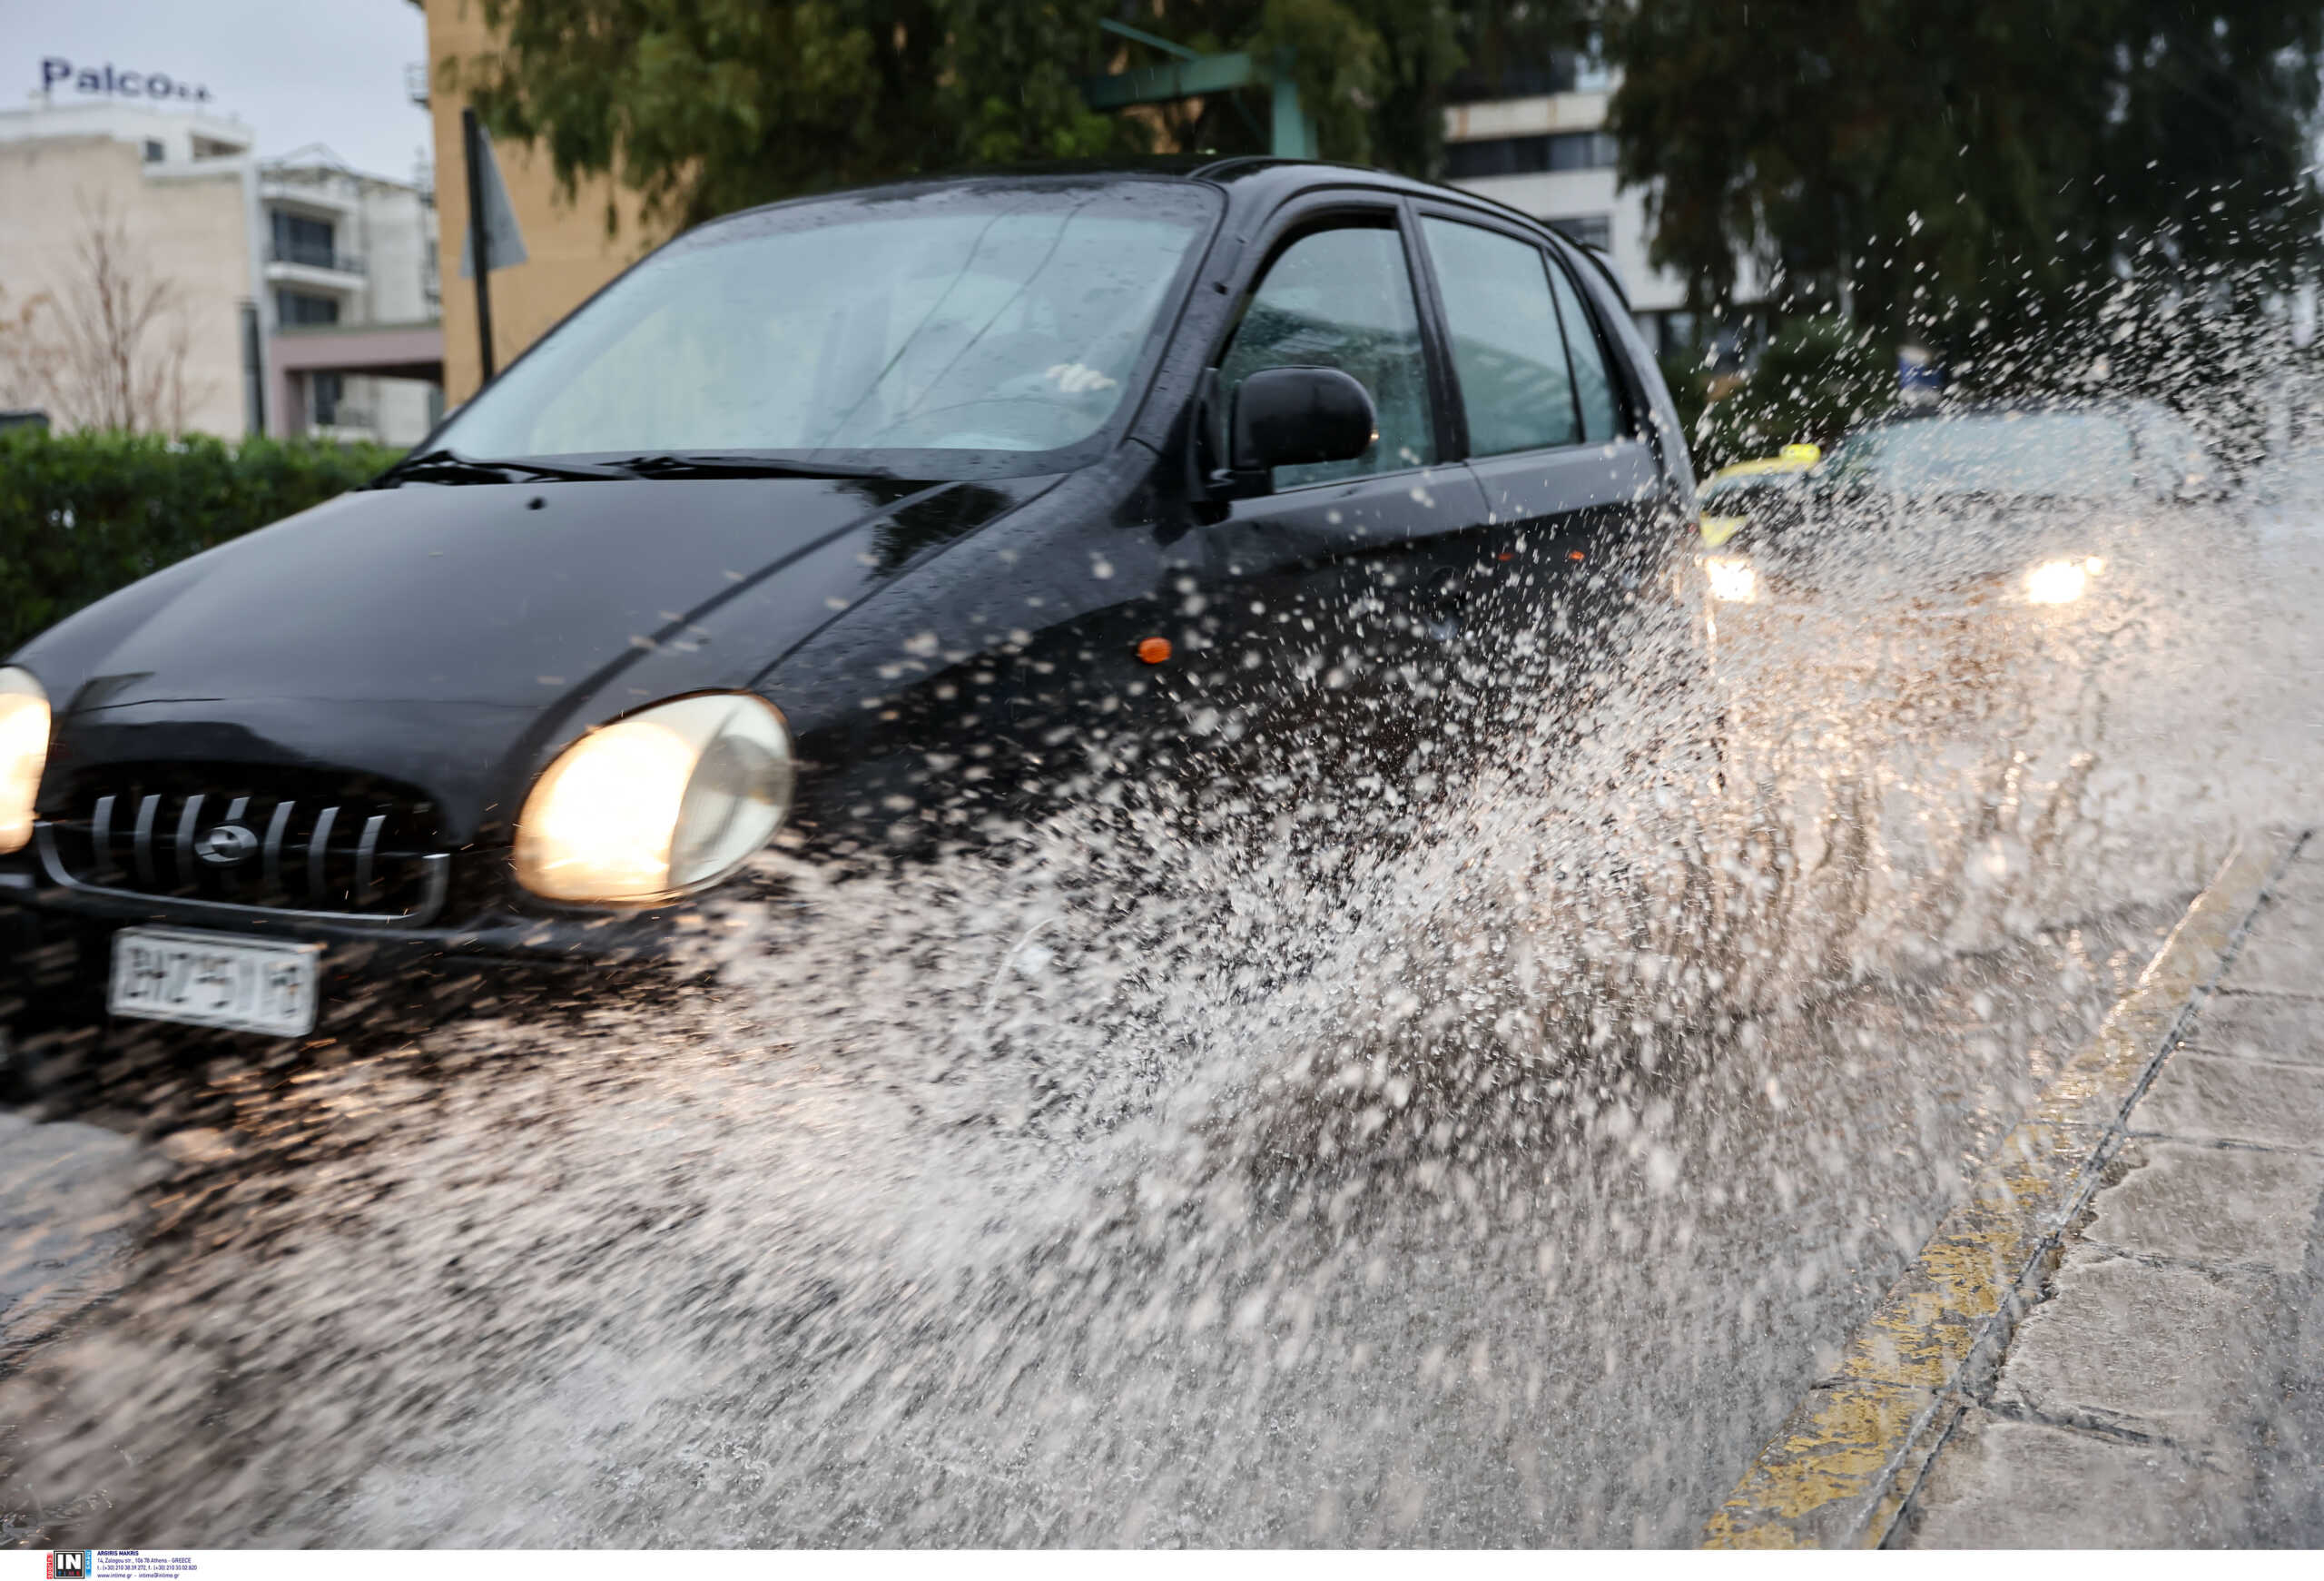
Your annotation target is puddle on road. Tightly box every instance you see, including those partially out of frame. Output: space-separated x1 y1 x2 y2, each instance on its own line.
5 407 2323 1546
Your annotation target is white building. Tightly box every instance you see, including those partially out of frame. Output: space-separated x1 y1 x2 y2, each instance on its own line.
0 94 441 442
1443 56 1760 363
258 146 443 440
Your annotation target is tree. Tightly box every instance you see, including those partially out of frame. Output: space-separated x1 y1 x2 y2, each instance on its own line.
449 0 1564 234
457 0 1142 234
0 286 59 416
1 198 202 434
1694 316 1896 466
1600 0 2324 360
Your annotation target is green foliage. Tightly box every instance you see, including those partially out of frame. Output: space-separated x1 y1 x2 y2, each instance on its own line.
461 0 1150 232
1693 318 1896 470
453 0 1561 232
1655 347 1711 455
0 430 401 655
1602 0 2324 352
1247 0 1389 163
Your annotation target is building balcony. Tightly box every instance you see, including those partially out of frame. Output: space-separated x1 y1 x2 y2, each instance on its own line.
270 241 365 275
265 244 366 295
406 62 429 108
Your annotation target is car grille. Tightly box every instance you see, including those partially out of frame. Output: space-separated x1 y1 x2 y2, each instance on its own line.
35 766 452 925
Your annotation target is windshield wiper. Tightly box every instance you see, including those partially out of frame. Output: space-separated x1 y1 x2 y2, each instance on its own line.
606 451 898 481
378 449 635 487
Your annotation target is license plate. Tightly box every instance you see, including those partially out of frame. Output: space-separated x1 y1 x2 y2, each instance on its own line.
108 927 321 1038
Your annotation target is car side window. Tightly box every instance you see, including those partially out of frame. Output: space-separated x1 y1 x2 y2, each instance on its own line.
1218 222 1436 489
1420 217 1581 455
1545 258 1621 443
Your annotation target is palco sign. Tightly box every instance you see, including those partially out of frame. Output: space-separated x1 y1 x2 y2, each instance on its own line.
40 57 214 104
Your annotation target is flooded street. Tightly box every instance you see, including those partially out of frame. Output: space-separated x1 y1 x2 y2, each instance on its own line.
5 436 2323 1548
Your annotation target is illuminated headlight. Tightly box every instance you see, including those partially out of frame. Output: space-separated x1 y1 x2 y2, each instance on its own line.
2024 558 2095 605
516 692 795 904
0 668 50 855
1703 555 1760 603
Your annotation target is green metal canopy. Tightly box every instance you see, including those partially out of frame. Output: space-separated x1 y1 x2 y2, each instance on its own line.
1079 18 1317 160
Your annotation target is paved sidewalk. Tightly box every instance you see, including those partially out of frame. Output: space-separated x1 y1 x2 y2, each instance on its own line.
1897 845 2324 1546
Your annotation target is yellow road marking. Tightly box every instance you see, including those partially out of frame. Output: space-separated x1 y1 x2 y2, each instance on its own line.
1700 835 2285 1547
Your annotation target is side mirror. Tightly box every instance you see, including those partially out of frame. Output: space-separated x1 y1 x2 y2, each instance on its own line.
1229 366 1377 474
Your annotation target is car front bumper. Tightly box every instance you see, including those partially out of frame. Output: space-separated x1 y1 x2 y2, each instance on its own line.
0 843 709 1013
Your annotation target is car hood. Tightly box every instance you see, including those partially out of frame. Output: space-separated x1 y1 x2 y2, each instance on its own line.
21 475 1046 839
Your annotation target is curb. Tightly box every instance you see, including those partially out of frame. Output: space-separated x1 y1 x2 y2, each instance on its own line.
1700 834 2293 1548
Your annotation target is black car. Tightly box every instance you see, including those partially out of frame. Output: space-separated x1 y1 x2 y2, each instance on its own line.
0 159 1695 1042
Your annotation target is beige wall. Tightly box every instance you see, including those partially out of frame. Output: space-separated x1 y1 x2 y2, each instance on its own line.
423 0 665 404
0 134 252 436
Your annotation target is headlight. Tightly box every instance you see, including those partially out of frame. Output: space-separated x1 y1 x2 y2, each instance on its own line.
1703 555 1759 603
2024 558 2093 605
0 667 50 855
515 692 795 904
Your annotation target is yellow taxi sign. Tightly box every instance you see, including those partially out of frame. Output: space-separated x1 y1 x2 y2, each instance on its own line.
1709 449 1820 484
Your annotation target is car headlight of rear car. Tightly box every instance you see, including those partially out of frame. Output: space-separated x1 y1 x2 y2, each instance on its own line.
0 667 50 855
1703 555 1760 603
515 692 796 904
2024 557 2102 605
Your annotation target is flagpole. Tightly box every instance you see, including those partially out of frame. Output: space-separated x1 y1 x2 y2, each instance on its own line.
461 105 496 383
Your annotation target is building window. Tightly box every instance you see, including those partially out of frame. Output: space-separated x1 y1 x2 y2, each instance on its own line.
1444 131 1619 182
271 210 339 270
142 138 165 163
1637 311 1709 359
1447 47 1612 104
1545 213 1613 252
310 372 344 428
275 290 340 327
1665 311 1702 356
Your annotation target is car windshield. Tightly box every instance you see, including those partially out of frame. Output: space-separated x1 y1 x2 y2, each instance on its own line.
1826 410 2138 498
428 181 1220 475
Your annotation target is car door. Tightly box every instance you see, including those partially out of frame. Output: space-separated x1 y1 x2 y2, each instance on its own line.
1188 203 1491 786
1407 205 1668 674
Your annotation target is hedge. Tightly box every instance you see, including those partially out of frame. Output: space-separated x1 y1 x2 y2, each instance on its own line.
0 430 402 656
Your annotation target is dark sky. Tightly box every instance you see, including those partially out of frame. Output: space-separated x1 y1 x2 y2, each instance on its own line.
5 0 434 184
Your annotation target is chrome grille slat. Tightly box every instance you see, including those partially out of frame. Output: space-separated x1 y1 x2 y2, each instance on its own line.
308 805 338 902
263 799 294 892
354 813 385 903
175 792 205 887
90 795 115 877
133 794 161 886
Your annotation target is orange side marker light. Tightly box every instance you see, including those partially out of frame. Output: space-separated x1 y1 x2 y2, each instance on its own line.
1137 637 1173 664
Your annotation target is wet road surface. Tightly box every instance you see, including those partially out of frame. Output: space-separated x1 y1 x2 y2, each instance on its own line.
4 450 2322 1546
